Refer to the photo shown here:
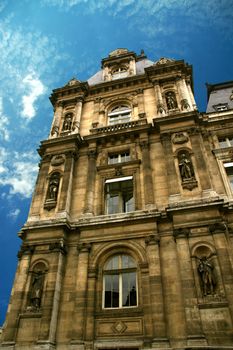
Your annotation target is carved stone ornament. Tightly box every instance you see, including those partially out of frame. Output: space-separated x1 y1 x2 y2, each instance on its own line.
51 154 66 166
209 222 227 234
172 132 189 145
66 77 80 86
49 241 67 255
154 57 175 65
157 103 166 114
181 98 190 110
51 125 59 138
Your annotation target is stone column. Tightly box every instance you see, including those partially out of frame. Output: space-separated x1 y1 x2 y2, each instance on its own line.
36 243 66 347
160 233 186 348
85 268 97 341
189 129 212 192
176 76 191 111
186 80 197 110
71 243 91 344
137 89 145 118
146 235 169 348
139 139 155 208
160 133 180 201
29 156 50 216
210 223 233 323
175 229 207 346
58 151 76 213
50 102 63 138
154 82 165 115
2 249 33 343
84 147 97 215
48 244 66 344
72 97 83 133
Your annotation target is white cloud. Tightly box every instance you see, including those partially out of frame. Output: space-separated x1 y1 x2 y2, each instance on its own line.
0 97 10 141
21 73 46 120
0 148 38 198
8 208 21 220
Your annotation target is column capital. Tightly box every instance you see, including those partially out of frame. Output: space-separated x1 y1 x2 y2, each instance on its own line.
145 234 160 246
173 228 190 239
77 242 92 253
209 222 227 234
49 241 67 255
139 140 149 150
17 244 35 259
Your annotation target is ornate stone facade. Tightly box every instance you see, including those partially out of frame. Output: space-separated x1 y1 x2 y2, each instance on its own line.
1 49 233 350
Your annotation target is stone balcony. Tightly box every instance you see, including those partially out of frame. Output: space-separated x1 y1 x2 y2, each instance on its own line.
90 118 148 134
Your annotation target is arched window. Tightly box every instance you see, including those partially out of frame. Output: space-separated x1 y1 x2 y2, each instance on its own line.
103 254 137 308
111 66 128 80
108 105 131 125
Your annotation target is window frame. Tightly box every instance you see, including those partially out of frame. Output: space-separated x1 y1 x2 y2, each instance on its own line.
218 136 233 148
105 176 134 214
102 254 138 309
108 105 131 125
108 151 130 165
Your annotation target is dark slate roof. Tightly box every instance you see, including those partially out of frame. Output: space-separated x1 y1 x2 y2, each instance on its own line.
87 58 154 86
206 81 233 112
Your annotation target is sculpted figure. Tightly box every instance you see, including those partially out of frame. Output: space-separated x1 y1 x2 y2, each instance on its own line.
179 153 194 180
198 257 215 296
166 91 177 110
48 173 60 200
62 113 73 131
30 272 44 309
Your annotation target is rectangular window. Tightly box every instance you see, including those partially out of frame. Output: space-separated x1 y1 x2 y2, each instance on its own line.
105 177 134 214
224 163 233 190
218 137 233 148
108 152 130 164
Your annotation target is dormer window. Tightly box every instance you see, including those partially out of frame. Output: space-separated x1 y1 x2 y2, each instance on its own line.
108 105 131 125
111 66 128 80
213 103 229 112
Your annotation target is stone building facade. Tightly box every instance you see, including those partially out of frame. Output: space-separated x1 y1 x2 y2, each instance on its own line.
1 48 233 350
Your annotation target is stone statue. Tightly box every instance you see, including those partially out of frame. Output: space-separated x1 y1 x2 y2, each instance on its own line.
62 113 73 131
30 272 44 309
198 257 215 296
179 153 194 180
48 174 60 200
166 91 177 110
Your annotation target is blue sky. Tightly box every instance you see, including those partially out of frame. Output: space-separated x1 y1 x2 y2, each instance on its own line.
0 0 233 325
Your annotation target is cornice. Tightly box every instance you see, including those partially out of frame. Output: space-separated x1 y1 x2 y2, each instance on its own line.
38 133 83 157
49 81 88 107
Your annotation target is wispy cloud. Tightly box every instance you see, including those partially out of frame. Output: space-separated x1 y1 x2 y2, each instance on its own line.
21 73 46 120
41 0 233 38
0 97 10 141
0 148 38 198
8 208 21 220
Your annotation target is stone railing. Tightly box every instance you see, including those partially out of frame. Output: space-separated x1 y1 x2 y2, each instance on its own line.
90 119 147 134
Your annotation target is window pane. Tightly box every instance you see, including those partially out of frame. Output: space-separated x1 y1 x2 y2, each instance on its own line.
107 193 120 214
218 137 228 148
122 272 137 307
226 167 233 190
122 255 136 268
104 274 119 308
105 256 119 270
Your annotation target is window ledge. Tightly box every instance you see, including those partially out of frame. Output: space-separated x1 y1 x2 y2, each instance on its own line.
97 159 141 171
95 306 143 318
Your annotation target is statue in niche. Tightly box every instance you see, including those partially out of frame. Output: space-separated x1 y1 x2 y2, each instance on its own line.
48 173 60 201
62 113 73 131
198 257 215 296
30 272 44 309
165 91 177 110
178 153 194 180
